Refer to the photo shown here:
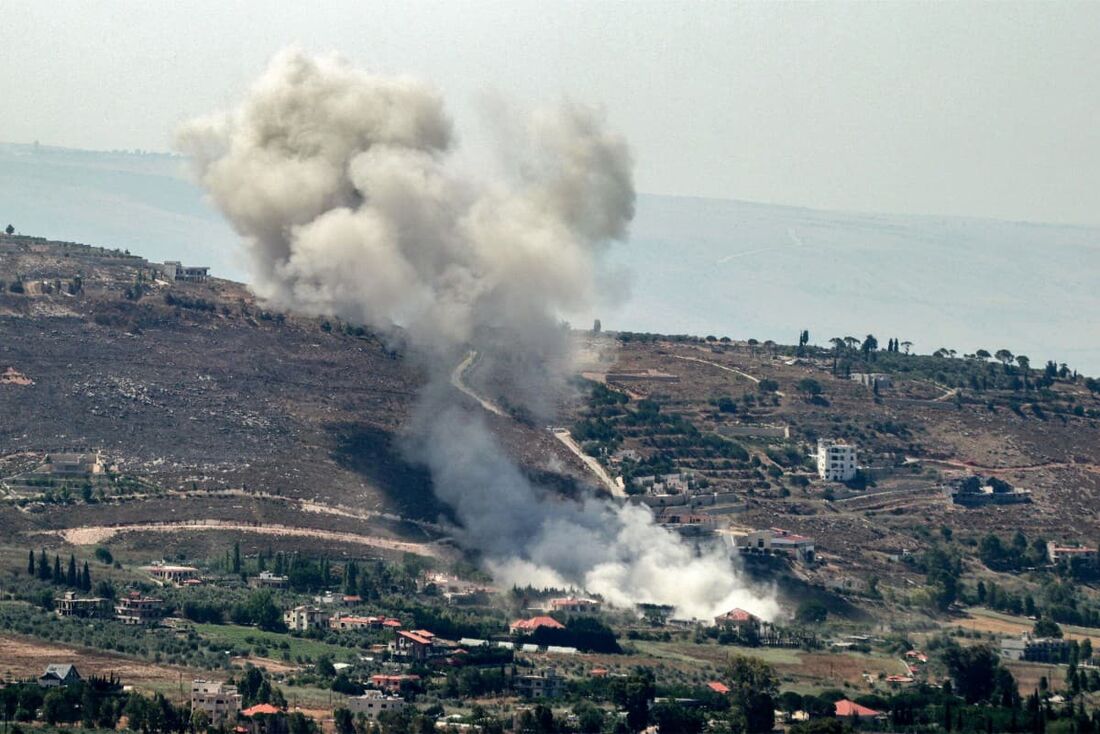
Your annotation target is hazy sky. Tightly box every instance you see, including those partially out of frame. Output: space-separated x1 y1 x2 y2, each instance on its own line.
2 1 1099 225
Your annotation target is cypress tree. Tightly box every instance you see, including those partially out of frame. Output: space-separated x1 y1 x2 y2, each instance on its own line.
232 542 241 574
53 555 63 584
27 549 35 576
38 549 50 580
81 561 91 592
67 554 77 587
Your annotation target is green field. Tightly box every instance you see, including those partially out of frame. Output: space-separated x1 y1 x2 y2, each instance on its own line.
192 623 360 663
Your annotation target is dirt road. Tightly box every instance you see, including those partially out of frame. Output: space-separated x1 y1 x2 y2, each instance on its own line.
552 429 624 498
673 353 787 396
451 350 506 416
43 520 446 557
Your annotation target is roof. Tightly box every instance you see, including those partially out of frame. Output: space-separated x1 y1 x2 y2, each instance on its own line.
835 700 883 718
242 704 283 717
707 681 731 694
398 630 433 645
41 664 78 680
511 616 566 631
381 619 402 627
716 608 758 623
550 597 599 607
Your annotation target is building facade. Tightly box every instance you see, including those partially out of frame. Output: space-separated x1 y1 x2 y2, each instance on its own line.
347 691 407 719
514 669 563 699
191 680 242 726
115 593 164 625
283 606 329 632
817 439 858 481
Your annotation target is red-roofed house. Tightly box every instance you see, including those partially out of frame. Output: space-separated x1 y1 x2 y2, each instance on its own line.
590 668 608 678
242 704 283 717
394 630 435 661
240 703 287 734
370 674 420 693
707 681 731 695
713 608 760 630
835 700 884 719
510 616 566 633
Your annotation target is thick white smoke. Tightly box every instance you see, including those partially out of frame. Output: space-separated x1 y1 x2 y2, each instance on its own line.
178 48 777 620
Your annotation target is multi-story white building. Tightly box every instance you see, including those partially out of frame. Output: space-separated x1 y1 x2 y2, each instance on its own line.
191 680 242 727
817 439 858 481
347 690 407 719
283 605 329 632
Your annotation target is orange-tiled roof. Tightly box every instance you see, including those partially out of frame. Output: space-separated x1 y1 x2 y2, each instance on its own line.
707 681 731 694
242 704 283 717
511 616 565 631
716 608 757 622
398 630 433 645
835 700 882 718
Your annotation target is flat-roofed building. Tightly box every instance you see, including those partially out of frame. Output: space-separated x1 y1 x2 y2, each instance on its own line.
817 439 858 481
115 592 164 625
191 680 242 726
347 690 407 719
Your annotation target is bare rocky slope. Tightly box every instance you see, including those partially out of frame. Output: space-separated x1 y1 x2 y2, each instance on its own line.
0 235 592 557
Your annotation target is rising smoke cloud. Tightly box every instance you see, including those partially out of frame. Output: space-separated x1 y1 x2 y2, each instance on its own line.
178 48 777 620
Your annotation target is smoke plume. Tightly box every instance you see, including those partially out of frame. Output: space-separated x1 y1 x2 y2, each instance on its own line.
178 49 777 620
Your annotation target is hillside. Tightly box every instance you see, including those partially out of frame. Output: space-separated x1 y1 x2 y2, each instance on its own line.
548 332 1100 603
0 235 593 560
3 142 1099 374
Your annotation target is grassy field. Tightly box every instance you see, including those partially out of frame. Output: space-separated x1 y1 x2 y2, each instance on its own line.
192 623 360 663
958 607 1100 646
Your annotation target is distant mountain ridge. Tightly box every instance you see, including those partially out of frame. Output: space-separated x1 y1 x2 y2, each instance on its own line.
3 142 1097 374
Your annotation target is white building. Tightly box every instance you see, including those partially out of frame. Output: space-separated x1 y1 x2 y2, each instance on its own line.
347 690 407 719
283 605 329 632
735 528 816 562
190 680 242 726
162 261 210 283
817 439 858 481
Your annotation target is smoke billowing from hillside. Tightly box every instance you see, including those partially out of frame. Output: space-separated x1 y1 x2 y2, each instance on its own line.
178 48 777 619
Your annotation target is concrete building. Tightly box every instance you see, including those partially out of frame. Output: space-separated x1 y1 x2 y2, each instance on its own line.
56 591 110 619
250 571 289 589
817 439 858 481
1047 542 1098 564
549 597 601 614
162 261 210 283
38 664 81 688
735 528 816 562
347 690 407 719
283 606 329 632
145 563 200 585
329 614 377 631
191 680 242 727
39 451 104 477
850 373 892 390
115 592 164 625
514 669 563 699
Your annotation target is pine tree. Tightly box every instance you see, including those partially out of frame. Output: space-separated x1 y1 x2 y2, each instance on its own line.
53 555 63 584
81 561 91 591
27 549 35 576
67 554 78 587
38 549 50 581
